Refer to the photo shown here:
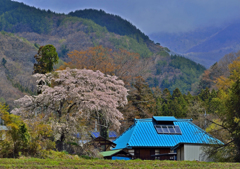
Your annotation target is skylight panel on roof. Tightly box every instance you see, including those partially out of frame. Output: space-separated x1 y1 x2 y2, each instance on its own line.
162 126 169 133
154 125 182 135
155 125 163 133
168 126 175 133
174 126 181 134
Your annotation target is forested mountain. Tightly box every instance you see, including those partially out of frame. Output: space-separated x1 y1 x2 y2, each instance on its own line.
150 21 240 68
0 0 205 108
0 31 36 109
68 9 149 42
196 51 240 93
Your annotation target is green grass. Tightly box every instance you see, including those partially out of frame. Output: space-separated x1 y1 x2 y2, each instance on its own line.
0 158 239 169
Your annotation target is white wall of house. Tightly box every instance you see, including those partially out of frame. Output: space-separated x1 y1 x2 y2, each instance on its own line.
177 144 209 161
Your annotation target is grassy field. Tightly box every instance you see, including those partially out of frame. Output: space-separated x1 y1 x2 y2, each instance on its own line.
0 158 239 169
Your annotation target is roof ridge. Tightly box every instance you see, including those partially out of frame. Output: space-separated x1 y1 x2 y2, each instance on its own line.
113 123 136 142
127 120 140 146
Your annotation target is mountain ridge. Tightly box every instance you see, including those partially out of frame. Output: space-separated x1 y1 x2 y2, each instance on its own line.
150 21 240 68
0 0 206 108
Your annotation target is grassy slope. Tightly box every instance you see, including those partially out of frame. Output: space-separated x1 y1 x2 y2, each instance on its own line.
0 158 239 169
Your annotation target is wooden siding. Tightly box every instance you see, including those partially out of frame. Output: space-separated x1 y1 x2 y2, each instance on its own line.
126 148 171 160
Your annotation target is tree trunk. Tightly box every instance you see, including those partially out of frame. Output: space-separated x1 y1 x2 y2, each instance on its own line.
56 133 65 151
99 116 109 140
100 125 109 140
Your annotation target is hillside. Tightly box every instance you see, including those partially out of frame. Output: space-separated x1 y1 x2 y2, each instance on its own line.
69 9 149 41
0 0 206 108
150 21 240 68
0 0 153 57
195 51 240 93
0 31 37 109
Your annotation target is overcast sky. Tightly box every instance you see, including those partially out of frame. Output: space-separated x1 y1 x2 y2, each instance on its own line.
13 0 240 34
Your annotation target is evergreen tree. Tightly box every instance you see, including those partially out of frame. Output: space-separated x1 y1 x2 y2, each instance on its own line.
172 88 182 99
161 103 169 116
183 91 193 103
129 77 156 118
33 45 59 74
162 88 171 103
211 89 217 99
199 87 210 102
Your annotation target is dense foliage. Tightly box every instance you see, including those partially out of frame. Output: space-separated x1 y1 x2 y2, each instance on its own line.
0 103 55 158
33 45 59 74
60 45 143 87
12 68 128 148
0 0 207 107
148 54 206 94
0 0 55 34
164 55 205 93
196 51 240 93
0 0 153 58
201 54 240 162
69 9 149 42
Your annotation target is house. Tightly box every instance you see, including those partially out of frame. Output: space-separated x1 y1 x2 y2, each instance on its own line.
87 136 116 151
77 131 118 151
112 116 222 161
89 131 118 151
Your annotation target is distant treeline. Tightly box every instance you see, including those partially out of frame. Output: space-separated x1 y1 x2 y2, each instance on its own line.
147 54 206 94
69 9 149 43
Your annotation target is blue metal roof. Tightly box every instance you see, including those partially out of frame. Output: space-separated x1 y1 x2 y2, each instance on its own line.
91 131 117 138
153 116 177 122
113 117 222 150
109 131 118 138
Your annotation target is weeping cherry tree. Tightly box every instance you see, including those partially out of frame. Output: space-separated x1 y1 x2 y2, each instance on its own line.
11 68 128 150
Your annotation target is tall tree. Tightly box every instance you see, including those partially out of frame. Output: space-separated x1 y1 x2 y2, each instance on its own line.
11 68 128 148
128 77 156 118
33 44 59 74
172 88 182 99
223 79 240 161
162 88 171 102
66 46 114 75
